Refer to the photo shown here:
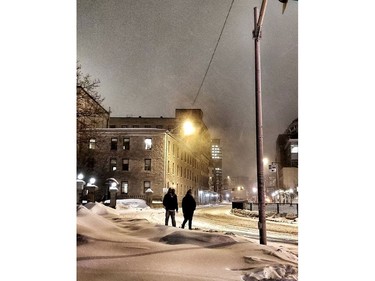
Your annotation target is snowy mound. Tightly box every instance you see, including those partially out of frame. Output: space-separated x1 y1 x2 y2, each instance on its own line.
116 199 150 210
158 230 237 247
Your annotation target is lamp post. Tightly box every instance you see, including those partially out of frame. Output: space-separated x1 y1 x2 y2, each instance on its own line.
109 182 119 208
76 173 86 205
252 0 268 245
86 177 98 203
251 0 297 245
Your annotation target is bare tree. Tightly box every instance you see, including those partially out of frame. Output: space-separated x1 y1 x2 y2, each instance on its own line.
76 62 111 200
76 61 104 103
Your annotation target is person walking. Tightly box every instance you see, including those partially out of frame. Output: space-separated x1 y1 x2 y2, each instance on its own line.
181 189 196 230
163 188 178 227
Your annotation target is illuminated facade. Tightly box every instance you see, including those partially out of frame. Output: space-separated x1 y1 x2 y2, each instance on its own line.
211 139 223 196
273 118 298 194
78 109 211 204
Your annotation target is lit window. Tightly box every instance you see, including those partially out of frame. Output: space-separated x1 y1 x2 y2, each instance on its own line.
89 138 96 149
123 138 130 150
145 159 151 171
145 138 152 150
291 144 298 153
122 158 129 171
111 138 118 150
110 158 117 171
121 181 128 194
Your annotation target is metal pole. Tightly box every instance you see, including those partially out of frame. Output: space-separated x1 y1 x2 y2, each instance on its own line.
253 6 267 245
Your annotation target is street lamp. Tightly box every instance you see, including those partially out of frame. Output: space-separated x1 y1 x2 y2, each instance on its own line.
182 120 195 136
86 177 98 203
252 0 297 245
76 173 86 205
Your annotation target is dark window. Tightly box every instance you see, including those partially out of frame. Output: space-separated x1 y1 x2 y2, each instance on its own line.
122 158 129 171
145 159 151 171
88 157 95 169
111 138 118 150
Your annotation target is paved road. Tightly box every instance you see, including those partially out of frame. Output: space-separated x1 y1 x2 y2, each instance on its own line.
146 204 298 246
193 204 298 245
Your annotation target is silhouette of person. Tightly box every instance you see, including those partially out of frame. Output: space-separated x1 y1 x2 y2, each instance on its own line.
163 188 178 227
181 189 196 230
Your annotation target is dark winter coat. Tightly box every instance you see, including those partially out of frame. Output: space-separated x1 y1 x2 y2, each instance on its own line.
182 193 196 215
163 193 178 212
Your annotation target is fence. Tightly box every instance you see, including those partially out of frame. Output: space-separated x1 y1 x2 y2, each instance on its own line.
242 202 298 216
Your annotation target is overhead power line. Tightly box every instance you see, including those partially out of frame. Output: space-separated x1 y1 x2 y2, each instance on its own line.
192 0 235 106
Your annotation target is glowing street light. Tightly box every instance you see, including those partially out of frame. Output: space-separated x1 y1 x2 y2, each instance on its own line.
88 177 96 185
182 120 195 136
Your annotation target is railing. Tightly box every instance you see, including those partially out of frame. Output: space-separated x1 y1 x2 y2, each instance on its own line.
117 194 147 200
243 202 298 216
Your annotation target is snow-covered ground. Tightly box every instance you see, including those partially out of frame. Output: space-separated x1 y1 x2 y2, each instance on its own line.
77 199 298 280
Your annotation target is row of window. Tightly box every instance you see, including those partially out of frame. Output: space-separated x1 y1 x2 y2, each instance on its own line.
89 137 199 170
120 180 194 196
109 158 197 182
89 137 153 151
120 181 150 194
110 158 151 171
167 140 198 168
167 160 197 181
110 124 170 129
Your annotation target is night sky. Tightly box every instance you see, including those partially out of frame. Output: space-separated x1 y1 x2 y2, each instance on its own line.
77 0 298 179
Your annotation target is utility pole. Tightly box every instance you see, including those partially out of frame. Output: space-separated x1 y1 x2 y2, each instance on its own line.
252 0 268 245
251 0 297 245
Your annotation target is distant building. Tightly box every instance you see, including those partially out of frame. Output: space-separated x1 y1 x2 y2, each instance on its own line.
230 176 251 201
211 139 223 198
271 118 298 201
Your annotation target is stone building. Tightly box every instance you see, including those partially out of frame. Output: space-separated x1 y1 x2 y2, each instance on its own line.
78 109 211 204
77 86 110 175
